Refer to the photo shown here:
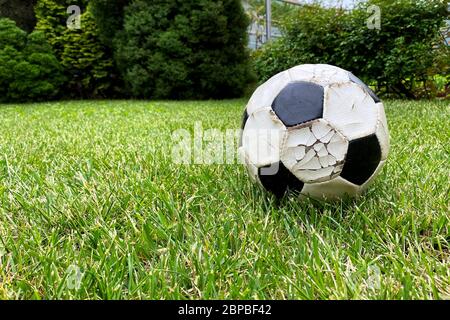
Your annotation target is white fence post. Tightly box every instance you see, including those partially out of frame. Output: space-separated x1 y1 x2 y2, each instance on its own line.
265 0 272 42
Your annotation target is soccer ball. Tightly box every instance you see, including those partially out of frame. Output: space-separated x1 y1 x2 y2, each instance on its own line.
239 64 389 200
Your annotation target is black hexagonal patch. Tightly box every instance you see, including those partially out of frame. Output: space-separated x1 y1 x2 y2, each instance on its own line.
272 81 324 127
241 109 249 130
349 73 381 103
341 134 382 186
258 162 304 198
239 109 249 147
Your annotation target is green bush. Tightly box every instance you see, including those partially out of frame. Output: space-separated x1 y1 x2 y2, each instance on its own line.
113 0 253 99
0 18 64 102
253 0 449 99
59 9 117 97
252 5 350 80
90 0 130 48
35 0 118 98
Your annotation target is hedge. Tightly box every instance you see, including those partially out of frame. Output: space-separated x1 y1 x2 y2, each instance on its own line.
35 0 118 98
253 0 449 99
109 0 254 99
0 18 64 102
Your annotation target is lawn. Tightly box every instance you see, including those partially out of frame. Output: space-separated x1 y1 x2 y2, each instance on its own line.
0 99 448 300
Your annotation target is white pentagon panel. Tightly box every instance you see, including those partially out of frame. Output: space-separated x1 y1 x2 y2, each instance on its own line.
242 108 287 168
312 64 351 85
281 119 349 183
323 82 378 141
375 103 390 161
246 70 291 116
287 64 350 87
287 64 315 82
238 146 261 184
301 177 361 200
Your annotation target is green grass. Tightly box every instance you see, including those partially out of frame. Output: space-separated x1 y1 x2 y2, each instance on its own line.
0 99 448 300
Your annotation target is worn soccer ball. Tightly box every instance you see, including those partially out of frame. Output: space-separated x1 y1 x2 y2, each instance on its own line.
239 64 389 200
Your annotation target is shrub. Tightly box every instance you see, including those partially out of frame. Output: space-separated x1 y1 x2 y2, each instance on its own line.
0 18 64 102
253 0 449 99
90 0 130 48
344 0 449 99
35 0 118 98
59 8 117 97
253 5 350 81
114 0 253 99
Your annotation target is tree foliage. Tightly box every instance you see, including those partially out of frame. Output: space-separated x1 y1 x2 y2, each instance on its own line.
59 8 117 97
0 18 64 101
253 0 449 98
90 0 130 48
35 0 117 98
113 0 253 99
